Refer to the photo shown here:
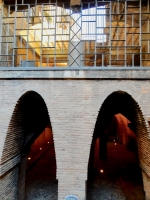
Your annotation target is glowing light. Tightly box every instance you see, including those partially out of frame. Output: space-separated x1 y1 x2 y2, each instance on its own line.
40 148 42 150
115 143 117 145
113 139 115 141
47 141 50 144
28 157 31 160
100 169 104 173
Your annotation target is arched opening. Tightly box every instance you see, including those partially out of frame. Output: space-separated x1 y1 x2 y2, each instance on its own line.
1 91 57 200
25 125 57 200
87 91 145 199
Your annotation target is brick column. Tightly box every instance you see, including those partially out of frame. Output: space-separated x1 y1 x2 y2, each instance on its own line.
58 179 86 200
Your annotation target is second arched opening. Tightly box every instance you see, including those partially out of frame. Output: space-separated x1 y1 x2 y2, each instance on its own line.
87 91 145 200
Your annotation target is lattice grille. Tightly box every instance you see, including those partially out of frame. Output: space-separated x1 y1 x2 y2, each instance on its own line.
0 0 150 67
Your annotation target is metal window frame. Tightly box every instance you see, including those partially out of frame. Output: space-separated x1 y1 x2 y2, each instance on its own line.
0 0 150 69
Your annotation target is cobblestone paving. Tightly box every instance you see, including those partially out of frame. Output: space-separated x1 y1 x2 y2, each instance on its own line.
25 141 145 200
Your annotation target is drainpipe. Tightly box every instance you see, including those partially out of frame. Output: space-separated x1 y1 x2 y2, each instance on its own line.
0 1 3 64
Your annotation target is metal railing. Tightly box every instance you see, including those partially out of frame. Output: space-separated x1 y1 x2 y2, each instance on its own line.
0 0 150 69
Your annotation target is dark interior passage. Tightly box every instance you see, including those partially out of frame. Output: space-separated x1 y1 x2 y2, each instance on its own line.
87 91 145 200
25 127 57 200
14 91 58 200
87 139 144 200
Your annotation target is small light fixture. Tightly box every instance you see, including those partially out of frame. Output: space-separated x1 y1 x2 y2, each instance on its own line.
28 157 31 160
100 169 104 173
115 143 117 145
40 148 42 150
47 141 50 144
113 139 115 142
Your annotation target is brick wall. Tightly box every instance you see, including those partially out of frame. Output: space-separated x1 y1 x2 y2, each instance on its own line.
0 79 150 199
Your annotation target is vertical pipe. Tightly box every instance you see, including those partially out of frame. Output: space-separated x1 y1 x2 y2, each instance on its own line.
54 2 57 67
117 47 118 60
40 4 43 67
109 1 112 66
132 53 134 66
102 53 104 66
94 1 97 67
132 14 134 27
125 0 127 66
87 3 90 54
6 24 8 65
13 0 17 67
139 0 142 66
0 2 3 64
7 5 10 66
26 4 30 67
20 10 23 65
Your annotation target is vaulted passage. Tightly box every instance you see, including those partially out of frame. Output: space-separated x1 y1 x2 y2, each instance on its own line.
1 91 57 199
25 126 57 199
87 91 145 200
15 91 58 199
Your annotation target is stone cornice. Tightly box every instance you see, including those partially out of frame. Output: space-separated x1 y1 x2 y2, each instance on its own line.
0 68 150 79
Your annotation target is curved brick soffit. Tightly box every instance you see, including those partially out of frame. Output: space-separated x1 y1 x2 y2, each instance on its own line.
87 84 150 176
96 84 149 137
1 90 57 169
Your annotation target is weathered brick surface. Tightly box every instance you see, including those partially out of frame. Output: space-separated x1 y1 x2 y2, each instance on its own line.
0 79 150 199
0 166 18 200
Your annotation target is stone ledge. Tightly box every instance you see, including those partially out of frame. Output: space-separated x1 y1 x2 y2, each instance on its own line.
0 68 150 79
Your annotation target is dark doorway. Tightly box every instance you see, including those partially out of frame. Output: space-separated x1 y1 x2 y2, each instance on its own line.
87 91 145 200
14 91 57 200
25 126 57 200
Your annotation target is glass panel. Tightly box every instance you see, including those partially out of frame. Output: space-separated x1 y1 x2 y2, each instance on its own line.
0 0 150 67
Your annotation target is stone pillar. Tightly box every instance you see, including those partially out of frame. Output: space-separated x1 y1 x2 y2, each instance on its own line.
58 179 86 200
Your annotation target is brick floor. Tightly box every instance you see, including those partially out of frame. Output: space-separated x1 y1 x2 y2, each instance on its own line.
87 141 145 200
25 144 58 200
25 141 145 200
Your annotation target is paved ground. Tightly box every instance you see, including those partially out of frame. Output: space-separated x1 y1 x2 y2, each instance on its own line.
87 141 145 200
25 141 145 200
25 144 58 200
